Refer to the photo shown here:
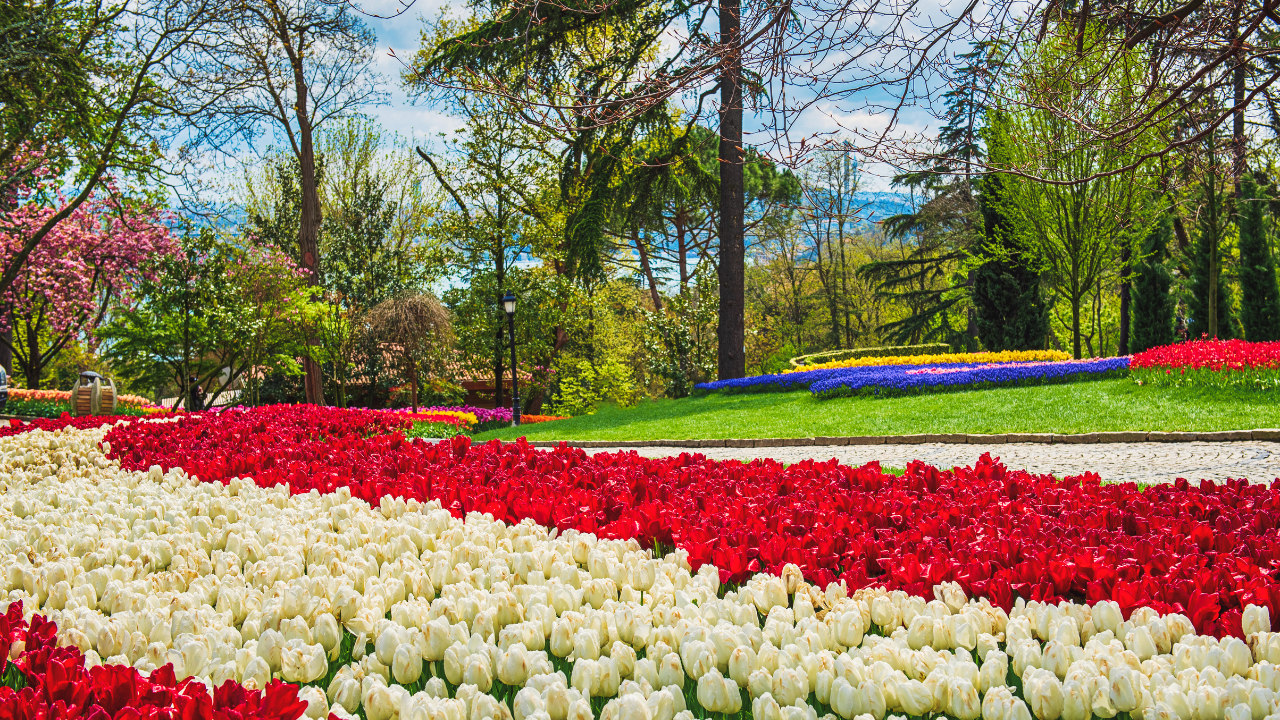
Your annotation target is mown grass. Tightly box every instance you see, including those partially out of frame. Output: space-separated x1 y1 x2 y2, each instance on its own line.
474 378 1280 442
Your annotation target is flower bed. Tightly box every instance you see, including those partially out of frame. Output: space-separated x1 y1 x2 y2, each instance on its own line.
5 388 170 418
786 350 1070 374
1132 339 1280 389
697 357 1130 398
101 405 1279 637
3 421 1280 720
0 602 308 719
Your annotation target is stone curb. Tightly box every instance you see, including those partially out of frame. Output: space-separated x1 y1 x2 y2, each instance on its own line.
529 429 1280 449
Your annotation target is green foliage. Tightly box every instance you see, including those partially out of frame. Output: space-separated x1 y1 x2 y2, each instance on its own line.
1187 170 1240 340
642 272 719 397
971 260 1050 351
548 360 641 416
994 29 1160 358
443 266 567 407
1237 174 1280 341
99 229 314 409
1129 207 1177 354
973 112 1050 352
323 170 423 309
789 343 951 367
406 420 466 439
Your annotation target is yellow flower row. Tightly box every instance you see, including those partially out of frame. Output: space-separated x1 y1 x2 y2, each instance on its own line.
785 349 1072 373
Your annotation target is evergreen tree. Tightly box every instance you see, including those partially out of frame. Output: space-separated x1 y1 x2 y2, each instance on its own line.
972 110 1050 351
1129 206 1176 353
1187 171 1239 339
1237 173 1280 340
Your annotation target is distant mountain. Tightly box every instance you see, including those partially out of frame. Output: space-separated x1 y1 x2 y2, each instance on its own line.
850 192 916 227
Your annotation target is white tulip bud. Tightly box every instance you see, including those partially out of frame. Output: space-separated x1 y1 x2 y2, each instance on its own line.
980 651 1010 694
895 679 932 717
729 645 756 688
658 652 684 690
515 688 546 720
394 644 424 685
329 676 361 714
907 615 934 651
948 677 982 720
298 685 329 720
772 667 809 708
445 643 468 685
499 643 531 686
315 614 342 658
463 652 494 693
680 640 715 682
241 655 271 691
281 640 328 684
1025 668 1065 720
256 629 285 672
754 693 783 720
1093 602 1122 635
1244 606 1272 637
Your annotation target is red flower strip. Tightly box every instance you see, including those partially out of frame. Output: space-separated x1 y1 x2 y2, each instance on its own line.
103 405 1280 638
1131 338 1280 372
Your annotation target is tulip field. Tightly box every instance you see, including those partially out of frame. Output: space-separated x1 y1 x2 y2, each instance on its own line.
1 405 1280 720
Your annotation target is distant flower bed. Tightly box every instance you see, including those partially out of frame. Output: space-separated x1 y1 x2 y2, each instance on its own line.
5 388 170 418
522 413 569 424
697 357 1130 398
786 349 1070 373
1132 339 1280 389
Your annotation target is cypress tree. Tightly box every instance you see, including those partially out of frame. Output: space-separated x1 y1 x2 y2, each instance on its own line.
1237 173 1280 340
973 111 1050 351
1129 207 1176 353
1188 173 1239 339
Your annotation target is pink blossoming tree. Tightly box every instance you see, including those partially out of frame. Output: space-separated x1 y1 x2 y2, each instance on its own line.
0 182 177 388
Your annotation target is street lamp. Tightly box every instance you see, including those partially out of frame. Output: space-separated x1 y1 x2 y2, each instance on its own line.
502 291 521 427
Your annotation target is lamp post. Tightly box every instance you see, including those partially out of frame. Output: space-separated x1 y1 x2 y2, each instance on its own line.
502 291 521 426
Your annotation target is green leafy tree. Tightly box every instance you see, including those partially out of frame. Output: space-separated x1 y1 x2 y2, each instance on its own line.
973 112 1050 351
1237 173 1280 341
1187 168 1240 340
1129 205 1177 353
100 230 313 409
996 30 1159 358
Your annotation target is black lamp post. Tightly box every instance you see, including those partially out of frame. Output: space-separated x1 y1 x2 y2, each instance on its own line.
502 291 521 426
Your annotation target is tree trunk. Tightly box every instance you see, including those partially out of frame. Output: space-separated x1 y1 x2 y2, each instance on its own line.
409 359 418 412
1071 297 1082 359
23 320 40 389
295 71 325 406
716 0 746 381
1119 245 1131 355
0 319 11 379
1231 0 1247 191
636 228 663 311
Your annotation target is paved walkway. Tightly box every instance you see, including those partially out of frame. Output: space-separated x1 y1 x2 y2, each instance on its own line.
585 442 1280 484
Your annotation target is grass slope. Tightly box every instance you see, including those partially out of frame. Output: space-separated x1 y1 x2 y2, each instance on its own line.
474 379 1280 442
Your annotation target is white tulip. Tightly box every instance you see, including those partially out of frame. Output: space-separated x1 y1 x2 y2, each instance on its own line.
1244 607 1272 637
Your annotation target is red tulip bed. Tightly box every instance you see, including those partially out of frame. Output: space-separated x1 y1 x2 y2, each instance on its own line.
100 404 1280 639
1131 338 1280 389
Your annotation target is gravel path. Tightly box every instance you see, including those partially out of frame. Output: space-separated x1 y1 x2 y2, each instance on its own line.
582 441 1280 484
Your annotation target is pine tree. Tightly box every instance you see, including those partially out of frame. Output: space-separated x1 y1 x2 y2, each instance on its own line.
1188 172 1239 339
1237 173 1280 340
1129 206 1176 353
972 110 1050 351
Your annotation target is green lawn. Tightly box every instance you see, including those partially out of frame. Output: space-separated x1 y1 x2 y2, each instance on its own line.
473 379 1280 442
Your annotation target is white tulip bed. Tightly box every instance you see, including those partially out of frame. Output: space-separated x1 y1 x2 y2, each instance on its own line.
4 423 1280 720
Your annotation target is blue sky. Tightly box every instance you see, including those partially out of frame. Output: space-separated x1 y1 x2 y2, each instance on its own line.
352 0 942 193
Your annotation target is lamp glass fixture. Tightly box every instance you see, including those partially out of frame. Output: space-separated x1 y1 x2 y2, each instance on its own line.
501 292 516 315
